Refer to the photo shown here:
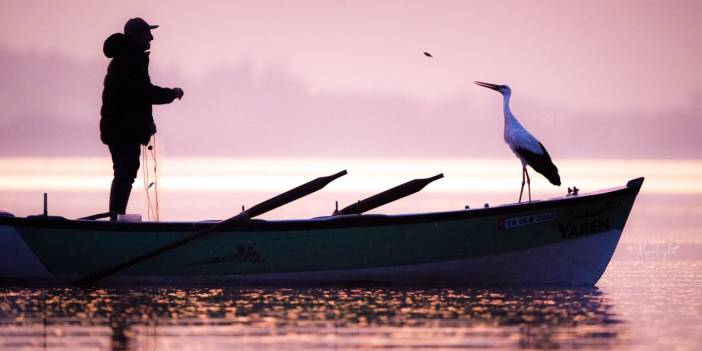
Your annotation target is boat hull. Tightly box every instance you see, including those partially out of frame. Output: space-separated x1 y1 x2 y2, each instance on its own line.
0 178 643 286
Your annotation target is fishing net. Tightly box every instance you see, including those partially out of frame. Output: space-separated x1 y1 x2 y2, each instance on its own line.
142 136 160 221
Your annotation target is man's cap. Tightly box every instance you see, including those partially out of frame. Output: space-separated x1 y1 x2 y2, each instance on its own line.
124 17 159 35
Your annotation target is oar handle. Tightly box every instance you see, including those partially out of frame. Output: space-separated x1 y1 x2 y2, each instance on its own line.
337 173 443 215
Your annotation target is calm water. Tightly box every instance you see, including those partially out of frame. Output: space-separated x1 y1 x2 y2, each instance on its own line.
0 260 701 350
1 158 701 350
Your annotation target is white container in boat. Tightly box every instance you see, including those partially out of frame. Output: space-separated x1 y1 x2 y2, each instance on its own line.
117 214 142 222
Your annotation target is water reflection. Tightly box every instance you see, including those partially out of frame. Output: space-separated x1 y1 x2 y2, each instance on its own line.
0 287 625 350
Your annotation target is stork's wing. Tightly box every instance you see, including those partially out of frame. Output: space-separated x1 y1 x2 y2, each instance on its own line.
515 143 561 186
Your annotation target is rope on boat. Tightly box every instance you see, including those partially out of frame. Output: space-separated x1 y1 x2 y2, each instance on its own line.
142 135 160 221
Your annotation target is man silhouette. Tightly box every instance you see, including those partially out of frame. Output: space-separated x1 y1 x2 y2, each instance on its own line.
100 18 184 219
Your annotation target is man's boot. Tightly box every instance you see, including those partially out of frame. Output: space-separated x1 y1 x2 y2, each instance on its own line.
109 179 132 221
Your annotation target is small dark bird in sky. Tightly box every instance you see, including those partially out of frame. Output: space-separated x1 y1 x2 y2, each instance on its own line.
424 52 432 57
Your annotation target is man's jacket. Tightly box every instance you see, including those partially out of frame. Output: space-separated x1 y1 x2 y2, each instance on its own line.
100 33 176 145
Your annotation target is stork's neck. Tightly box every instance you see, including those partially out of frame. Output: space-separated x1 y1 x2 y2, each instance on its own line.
502 93 516 124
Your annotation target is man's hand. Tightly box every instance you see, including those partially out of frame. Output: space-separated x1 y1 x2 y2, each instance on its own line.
172 87 184 100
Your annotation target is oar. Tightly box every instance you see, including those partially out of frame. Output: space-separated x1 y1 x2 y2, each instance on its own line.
78 212 113 220
334 173 443 215
73 170 347 286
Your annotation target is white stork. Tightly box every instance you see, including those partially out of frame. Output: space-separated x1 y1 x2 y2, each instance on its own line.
474 81 561 202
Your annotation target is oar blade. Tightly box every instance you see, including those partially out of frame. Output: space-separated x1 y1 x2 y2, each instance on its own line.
244 170 347 219
338 173 443 215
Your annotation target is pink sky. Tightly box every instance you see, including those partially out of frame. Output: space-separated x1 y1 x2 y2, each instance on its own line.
1 1 701 158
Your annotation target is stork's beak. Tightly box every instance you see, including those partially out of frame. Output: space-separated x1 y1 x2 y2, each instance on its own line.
474 81 501 91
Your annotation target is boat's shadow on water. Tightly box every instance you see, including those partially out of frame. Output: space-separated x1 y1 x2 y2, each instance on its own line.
0 286 628 350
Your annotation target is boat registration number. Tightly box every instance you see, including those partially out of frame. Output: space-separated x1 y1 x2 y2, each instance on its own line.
500 212 557 229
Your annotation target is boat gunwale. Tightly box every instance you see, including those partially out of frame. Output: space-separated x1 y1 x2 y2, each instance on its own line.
0 177 644 232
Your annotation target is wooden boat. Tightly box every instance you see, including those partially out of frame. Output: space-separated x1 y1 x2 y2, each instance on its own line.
0 176 643 286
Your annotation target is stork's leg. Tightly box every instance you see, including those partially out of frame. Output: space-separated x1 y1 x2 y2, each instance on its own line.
525 168 532 202
518 167 526 203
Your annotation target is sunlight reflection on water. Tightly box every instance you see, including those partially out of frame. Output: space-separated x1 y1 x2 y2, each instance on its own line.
1 157 701 221
0 157 700 194
0 286 626 350
1 260 700 350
